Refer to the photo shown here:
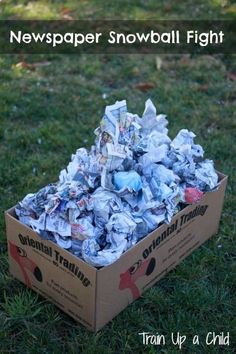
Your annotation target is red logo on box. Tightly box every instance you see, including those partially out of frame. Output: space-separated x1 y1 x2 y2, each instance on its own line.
9 241 43 287
119 257 156 300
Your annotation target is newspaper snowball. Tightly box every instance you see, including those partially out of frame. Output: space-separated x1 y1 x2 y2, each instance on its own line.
16 99 219 267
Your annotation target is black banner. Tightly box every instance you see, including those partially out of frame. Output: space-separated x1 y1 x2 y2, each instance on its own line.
0 20 235 54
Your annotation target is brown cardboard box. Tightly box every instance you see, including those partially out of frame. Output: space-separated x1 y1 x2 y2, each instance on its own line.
5 172 227 332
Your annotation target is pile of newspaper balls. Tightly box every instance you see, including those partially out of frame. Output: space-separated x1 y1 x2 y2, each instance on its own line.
16 99 218 267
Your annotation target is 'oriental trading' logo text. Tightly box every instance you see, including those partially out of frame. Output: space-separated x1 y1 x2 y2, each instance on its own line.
142 205 208 259
18 233 91 287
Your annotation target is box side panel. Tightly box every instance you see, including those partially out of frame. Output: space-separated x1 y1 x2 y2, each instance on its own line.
5 214 96 331
95 176 227 331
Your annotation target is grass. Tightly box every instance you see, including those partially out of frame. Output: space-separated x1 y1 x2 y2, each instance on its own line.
0 1 236 353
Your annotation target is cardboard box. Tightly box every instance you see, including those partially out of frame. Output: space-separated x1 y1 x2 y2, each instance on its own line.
5 172 227 332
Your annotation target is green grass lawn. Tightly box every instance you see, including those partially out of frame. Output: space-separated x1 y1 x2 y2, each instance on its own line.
0 1 236 353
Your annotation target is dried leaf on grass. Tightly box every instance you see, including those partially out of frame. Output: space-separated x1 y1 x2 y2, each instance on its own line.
15 61 51 70
227 72 236 81
134 82 155 91
156 56 162 70
60 7 74 20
